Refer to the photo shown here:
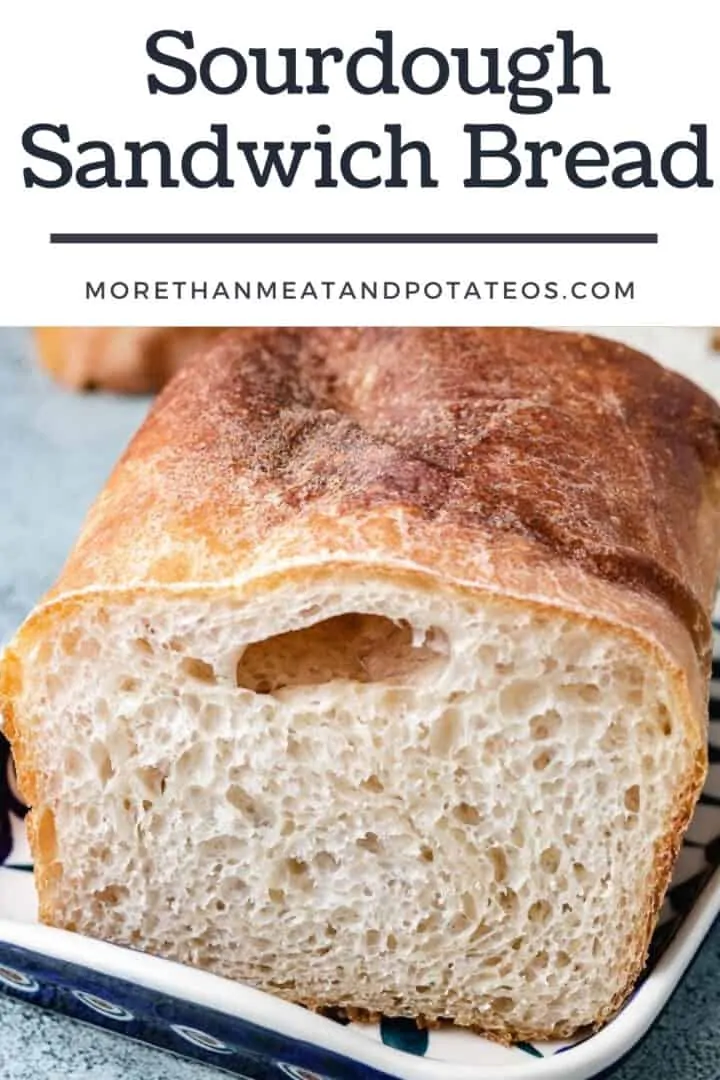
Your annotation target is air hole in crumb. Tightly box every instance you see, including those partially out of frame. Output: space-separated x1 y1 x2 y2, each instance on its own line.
430 709 463 756
286 857 308 877
624 785 640 813
498 888 517 913
658 705 673 736
137 767 165 798
453 802 480 826
215 899 226 912
313 851 338 871
119 676 139 693
181 658 217 684
417 913 440 934
449 913 470 934
268 888 285 905
528 899 552 924
361 774 384 793
77 639 99 660
235 614 446 693
489 846 508 883
638 722 656 746
365 929 380 946
90 743 113 785
60 630 80 656
226 785 258 820
557 950 571 967
386 933 398 951
419 845 434 863
285 737 303 760
175 743 211 782
511 823 525 847
461 892 477 920
94 885 126 905
63 749 86 779
483 734 506 763
558 683 600 704
325 924 337 937
499 679 541 717
533 750 553 771
600 720 626 751
356 832 382 853
134 638 153 655
540 846 561 874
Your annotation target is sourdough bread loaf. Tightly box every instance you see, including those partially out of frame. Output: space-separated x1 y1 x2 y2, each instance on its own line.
3 327 720 1040
34 327 228 392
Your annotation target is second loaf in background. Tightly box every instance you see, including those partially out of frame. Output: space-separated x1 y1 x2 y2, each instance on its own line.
34 327 229 392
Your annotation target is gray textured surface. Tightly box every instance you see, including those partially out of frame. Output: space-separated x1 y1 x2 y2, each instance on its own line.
0 328 718 1079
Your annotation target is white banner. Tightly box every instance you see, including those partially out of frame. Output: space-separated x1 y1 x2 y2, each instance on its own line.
0 0 717 324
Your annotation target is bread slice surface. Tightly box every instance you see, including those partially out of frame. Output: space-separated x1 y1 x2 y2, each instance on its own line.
3 327 720 1038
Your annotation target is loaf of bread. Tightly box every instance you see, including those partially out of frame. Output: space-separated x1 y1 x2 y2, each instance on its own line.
34 327 227 392
3 328 720 1040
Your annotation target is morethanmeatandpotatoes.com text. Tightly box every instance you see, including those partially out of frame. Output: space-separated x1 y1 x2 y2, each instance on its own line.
85 278 636 302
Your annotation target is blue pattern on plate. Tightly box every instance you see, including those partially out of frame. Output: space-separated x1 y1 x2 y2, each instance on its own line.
0 941 391 1080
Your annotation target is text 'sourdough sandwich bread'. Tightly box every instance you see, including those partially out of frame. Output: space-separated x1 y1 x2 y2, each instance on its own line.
3 327 720 1040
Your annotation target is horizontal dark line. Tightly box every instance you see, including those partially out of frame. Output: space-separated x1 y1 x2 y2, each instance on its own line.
49 232 659 245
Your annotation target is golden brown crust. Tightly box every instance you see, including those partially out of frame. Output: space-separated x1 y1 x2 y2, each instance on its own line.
4 326 720 1039
47 328 720 660
34 327 229 393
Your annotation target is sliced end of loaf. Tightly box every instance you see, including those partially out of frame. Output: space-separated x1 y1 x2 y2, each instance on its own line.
7 569 703 1039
